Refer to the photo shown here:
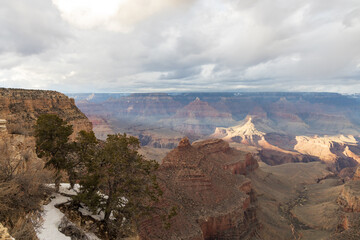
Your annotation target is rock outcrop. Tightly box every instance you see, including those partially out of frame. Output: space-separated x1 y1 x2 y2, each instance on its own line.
294 135 357 162
211 117 266 145
338 181 360 212
353 166 360 180
0 119 6 132
139 138 259 239
0 223 13 240
0 88 92 138
211 117 360 170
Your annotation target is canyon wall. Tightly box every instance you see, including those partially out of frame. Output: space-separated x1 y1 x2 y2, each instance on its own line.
139 138 259 239
69 92 360 139
0 88 92 138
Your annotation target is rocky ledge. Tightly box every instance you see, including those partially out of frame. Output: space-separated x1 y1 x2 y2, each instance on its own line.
139 138 259 239
0 88 92 138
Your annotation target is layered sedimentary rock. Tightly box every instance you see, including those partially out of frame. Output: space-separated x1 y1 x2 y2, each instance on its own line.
211 117 319 166
139 138 258 239
0 122 44 174
165 98 236 137
86 116 113 140
334 173 360 239
338 180 360 212
211 116 266 145
211 116 360 170
0 88 92 138
294 135 357 162
70 92 360 141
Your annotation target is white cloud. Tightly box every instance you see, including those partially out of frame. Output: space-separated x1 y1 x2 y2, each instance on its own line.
1 0 360 93
52 0 195 32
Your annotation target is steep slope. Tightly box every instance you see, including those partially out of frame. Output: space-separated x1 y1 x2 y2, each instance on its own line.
0 88 92 138
210 117 313 165
211 116 360 170
0 88 95 239
0 124 52 239
165 98 235 137
294 135 360 170
139 138 259 239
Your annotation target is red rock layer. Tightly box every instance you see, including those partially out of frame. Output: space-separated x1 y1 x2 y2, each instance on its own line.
0 88 92 138
139 138 259 239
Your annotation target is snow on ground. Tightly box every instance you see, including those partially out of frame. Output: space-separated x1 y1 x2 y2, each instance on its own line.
78 204 104 221
37 193 71 240
38 183 101 240
47 183 80 195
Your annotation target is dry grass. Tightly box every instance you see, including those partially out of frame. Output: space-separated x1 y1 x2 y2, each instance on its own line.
0 139 52 239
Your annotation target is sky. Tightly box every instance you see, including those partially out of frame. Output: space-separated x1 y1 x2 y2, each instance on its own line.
1 0 360 93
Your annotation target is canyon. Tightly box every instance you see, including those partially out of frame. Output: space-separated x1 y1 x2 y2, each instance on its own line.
139 138 259 239
138 138 360 239
67 91 360 238
70 92 360 172
2 88 360 239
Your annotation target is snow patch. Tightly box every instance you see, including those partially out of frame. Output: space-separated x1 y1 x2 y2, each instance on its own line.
37 193 71 240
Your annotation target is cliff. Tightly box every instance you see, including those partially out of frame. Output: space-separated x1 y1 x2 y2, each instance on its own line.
0 127 51 239
166 98 236 136
139 138 259 239
0 88 92 138
338 169 360 213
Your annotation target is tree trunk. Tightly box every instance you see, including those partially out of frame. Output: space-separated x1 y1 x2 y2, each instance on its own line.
55 172 61 193
69 172 75 190
104 198 112 224
103 187 114 234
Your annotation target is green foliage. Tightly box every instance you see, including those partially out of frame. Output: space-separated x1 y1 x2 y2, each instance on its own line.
76 130 98 166
75 133 163 238
35 116 168 237
34 114 73 191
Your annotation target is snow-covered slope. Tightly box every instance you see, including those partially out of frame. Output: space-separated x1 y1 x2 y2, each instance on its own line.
37 193 71 240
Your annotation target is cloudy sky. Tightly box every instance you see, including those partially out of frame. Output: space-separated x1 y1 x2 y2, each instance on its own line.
1 0 360 93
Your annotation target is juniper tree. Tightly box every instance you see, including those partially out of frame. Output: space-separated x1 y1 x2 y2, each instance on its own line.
34 114 73 192
76 133 162 238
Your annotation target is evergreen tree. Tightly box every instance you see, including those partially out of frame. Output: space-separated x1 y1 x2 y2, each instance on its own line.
34 114 73 192
76 133 162 238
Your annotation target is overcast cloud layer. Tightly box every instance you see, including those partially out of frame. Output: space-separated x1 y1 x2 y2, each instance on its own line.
1 0 360 93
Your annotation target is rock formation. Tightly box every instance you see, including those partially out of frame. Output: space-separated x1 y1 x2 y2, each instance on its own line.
70 92 360 141
0 88 92 138
338 181 360 212
0 120 6 132
166 98 236 137
0 223 13 240
210 116 360 170
211 116 267 145
86 115 113 140
353 166 360 180
294 135 357 162
139 138 259 239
